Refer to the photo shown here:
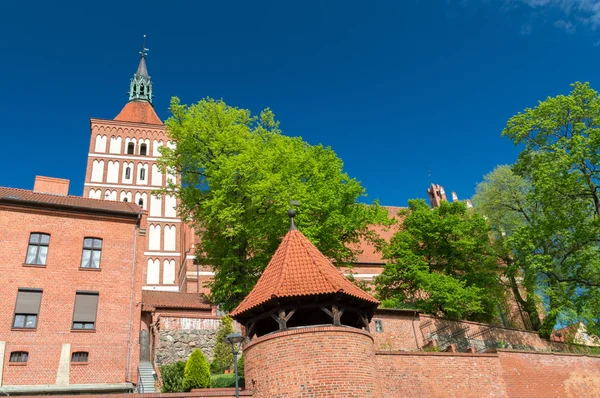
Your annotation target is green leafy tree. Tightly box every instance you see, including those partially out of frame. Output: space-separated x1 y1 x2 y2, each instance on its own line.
159 97 390 311
375 199 503 322
160 361 186 393
475 82 600 337
473 165 544 331
211 316 235 374
182 349 211 391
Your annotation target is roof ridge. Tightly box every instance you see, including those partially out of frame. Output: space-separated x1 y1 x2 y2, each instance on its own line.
272 232 291 298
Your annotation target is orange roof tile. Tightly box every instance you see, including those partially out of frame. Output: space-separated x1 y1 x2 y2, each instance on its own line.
142 291 211 311
231 228 379 318
0 187 142 217
114 101 163 125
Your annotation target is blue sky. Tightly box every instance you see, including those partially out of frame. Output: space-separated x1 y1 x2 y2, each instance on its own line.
1 0 599 206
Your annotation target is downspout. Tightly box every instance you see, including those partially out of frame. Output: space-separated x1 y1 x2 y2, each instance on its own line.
126 212 141 382
412 310 420 349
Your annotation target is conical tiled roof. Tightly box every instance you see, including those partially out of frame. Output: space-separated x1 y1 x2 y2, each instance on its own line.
114 101 162 125
230 229 379 318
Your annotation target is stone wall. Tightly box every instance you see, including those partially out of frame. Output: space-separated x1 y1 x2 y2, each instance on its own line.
155 329 218 366
154 316 241 367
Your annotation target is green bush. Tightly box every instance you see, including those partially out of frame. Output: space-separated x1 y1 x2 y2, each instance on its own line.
159 361 186 393
210 373 245 389
211 373 236 388
182 349 211 391
211 316 235 374
237 355 244 378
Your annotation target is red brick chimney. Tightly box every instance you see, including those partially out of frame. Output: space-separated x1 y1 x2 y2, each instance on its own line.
33 176 70 196
427 183 447 208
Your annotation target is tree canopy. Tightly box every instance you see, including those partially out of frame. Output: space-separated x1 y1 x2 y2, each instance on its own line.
375 199 504 322
159 97 389 311
475 82 600 337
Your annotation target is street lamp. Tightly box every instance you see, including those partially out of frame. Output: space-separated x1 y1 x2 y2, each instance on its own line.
225 333 244 398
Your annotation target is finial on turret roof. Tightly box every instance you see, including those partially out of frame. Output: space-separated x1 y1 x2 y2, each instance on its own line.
289 200 300 231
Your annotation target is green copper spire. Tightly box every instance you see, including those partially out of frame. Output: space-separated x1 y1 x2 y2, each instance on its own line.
128 35 153 104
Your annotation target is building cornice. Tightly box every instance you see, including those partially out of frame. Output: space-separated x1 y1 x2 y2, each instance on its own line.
90 118 166 130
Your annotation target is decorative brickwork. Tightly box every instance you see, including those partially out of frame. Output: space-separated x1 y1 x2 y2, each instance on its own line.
244 326 378 398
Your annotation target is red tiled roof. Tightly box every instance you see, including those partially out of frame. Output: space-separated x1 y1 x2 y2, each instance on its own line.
0 187 142 216
230 228 379 318
114 101 163 125
354 206 405 264
142 291 211 311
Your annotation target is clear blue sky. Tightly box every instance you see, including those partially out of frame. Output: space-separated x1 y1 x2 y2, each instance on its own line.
1 0 599 206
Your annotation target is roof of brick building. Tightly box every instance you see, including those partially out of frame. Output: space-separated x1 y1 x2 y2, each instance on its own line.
354 206 404 264
114 101 163 125
230 228 379 318
142 291 212 311
0 187 142 216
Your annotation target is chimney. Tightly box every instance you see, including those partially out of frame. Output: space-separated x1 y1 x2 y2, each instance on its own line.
33 176 70 196
451 191 459 202
427 183 448 208
466 199 473 209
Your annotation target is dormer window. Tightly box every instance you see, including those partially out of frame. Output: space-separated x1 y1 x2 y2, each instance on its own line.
140 144 147 156
127 143 135 155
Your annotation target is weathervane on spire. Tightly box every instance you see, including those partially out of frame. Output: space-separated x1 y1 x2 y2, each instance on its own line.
140 34 149 57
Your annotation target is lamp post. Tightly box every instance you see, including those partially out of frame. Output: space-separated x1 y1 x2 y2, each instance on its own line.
225 332 244 398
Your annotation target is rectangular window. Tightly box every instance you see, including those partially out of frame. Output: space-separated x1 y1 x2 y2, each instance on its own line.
71 351 89 363
80 238 102 269
25 233 50 265
9 351 28 363
72 292 99 330
13 289 42 329
374 319 384 333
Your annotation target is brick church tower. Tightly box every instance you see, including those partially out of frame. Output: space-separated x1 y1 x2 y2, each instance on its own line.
231 211 380 397
83 47 191 292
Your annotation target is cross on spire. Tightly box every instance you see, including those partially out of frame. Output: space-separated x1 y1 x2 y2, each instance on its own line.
128 35 153 104
140 34 149 58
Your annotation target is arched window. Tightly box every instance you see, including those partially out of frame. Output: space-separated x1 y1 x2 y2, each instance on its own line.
127 143 135 155
138 198 144 207
125 167 131 180
140 143 147 156
140 168 146 181
140 84 145 95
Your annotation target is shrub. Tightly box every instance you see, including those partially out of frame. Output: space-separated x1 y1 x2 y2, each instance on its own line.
160 361 186 393
211 373 236 388
182 349 211 391
211 316 235 374
237 355 244 378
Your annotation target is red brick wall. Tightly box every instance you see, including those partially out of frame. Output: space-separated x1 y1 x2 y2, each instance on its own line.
33 176 70 196
498 350 600 397
376 351 508 397
244 326 378 397
370 311 423 351
0 204 145 386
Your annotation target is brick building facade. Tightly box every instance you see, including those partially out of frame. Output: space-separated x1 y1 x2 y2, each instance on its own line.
0 177 146 394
